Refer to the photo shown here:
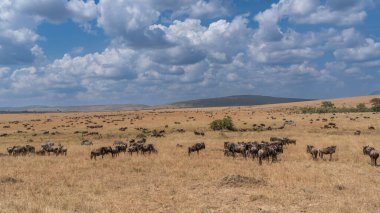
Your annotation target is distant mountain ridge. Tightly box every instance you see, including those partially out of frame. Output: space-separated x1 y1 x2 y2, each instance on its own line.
370 90 380 95
166 95 311 108
0 95 311 112
0 104 149 113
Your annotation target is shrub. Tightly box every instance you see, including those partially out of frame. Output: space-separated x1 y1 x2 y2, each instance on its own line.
356 103 368 112
372 106 380 112
321 101 335 108
210 116 235 131
370 98 380 107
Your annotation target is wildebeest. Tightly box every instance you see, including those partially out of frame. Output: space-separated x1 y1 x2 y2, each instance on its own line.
188 142 205 156
128 144 141 155
306 145 318 160
140 144 157 155
319 146 337 160
231 143 249 158
258 146 269 165
114 141 127 146
270 137 296 145
224 142 235 157
81 140 93 145
7 145 35 156
90 146 112 160
113 144 127 155
55 144 67 156
363 145 379 166
194 130 205 136
90 148 103 160
35 149 46 156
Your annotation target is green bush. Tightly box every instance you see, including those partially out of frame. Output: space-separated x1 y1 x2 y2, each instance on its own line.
210 116 235 131
370 98 380 107
372 106 380 112
321 101 335 108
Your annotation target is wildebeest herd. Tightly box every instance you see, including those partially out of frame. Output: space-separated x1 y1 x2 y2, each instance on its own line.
4 137 379 166
223 137 295 165
90 138 158 160
7 142 67 156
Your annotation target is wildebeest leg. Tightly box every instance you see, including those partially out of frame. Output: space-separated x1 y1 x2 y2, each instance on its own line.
259 157 262 165
197 150 199 155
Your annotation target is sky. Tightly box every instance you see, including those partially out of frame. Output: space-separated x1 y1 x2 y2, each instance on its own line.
0 0 380 106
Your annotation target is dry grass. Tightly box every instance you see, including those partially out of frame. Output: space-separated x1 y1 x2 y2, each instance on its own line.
0 95 380 213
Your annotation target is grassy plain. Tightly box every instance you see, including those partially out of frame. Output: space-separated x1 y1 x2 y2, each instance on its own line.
0 95 379 212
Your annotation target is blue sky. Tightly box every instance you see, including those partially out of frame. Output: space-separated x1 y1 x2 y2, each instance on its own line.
0 0 380 106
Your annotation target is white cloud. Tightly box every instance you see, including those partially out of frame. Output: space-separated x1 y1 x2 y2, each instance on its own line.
334 38 380 62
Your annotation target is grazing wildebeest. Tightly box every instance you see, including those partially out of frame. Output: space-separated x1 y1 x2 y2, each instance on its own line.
176 144 183 148
128 144 141 155
319 146 337 160
141 144 157 155
224 142 235 157
90 148 102 160
306 145 318 160
115 144 127 154
363 145 379 166
231 143 249 158
268 146 278 162
90 146 112 160
248 145 259 159
188 142 205 156
55 144 67 156
25 145 35 154
194 131 205 136
35 149 46 156
81 140 93 145
258 147 269 165
110 147 120 157
7 145 34 156
114 141 127 146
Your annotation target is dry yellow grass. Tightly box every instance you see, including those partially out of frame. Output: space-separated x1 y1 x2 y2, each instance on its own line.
0 95 380 213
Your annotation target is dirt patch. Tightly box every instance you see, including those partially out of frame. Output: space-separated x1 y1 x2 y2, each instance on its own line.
0 176 23 184
220 175 265 187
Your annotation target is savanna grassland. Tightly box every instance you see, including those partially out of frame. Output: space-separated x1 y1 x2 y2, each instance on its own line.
0 95 380 213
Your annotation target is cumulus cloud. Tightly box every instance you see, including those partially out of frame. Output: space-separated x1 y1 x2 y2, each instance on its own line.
1 0 380 105
334 38 380 62
0 0 98 65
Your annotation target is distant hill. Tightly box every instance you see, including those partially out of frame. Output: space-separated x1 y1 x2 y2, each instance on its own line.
0 104 149 113
166 95 311 108
370 90 380 95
